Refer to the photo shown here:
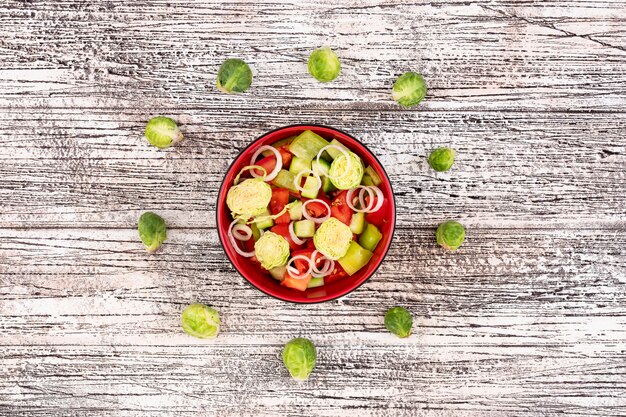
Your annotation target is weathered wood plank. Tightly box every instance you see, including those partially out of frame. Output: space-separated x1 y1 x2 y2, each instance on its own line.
1 108 624 228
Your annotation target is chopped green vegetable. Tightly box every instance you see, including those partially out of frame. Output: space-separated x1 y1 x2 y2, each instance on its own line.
436 221 465 251
227 178 272 220
307 277 325 288
338 241 373 276
282 338 316 381
289 200 303 221
364 166 382 186
361 175 374 186
272 169 298 192
329 152 364 190
359 223 382 252
144 116 184 149
181 303 221 339
254 209 274 230
289 156 311 176
138 212 167 253
250 222 261 241
384 306 412 338
294 219 316 238
300 175 320 199
325 138 349 160
289 130 330 161
269 265 287 281
216 58 252 94
392 72 427 107
428 147 455 172
313 217 353 260
254 231 290 270
349 211 365 235
308 46 340 82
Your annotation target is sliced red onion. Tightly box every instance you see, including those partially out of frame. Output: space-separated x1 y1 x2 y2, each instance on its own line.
288 221 307 245
231 223 253 241
315 145 352 180
294 169 321 194
227 219 255 258
347 186 375 213
302 199 331 224
250 145 282 182
286 255 313 280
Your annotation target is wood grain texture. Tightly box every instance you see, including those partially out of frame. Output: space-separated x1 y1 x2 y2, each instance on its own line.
1 0 625 416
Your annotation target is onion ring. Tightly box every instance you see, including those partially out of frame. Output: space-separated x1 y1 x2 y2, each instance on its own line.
294 169 322 195
288 221 307 245
286 255 313 280
315 145 352 181
233 165 266 185
302 199 331 224
250 145 282 182
347 186 375 213
227 219 255 258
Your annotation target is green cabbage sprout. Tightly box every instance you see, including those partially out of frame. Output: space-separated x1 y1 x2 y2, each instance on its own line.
217 58 253 93
254 231 290 270
282 337 317 381
308 46 341 82
181 303 221 339
313 217 353 260
384 306 413 338
392 72 427 107
329 152 364 190
428 147 455 172
226 178 272 220
436 221 465 251
144 116 184 149
138 212 167 253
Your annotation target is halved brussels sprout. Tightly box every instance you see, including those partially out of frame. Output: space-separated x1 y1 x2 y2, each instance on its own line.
144 116 184 149
138 212 167 253
384 306 413 338
181 303 221 339
282 337 316 381
226 178 272 220
308 46 340 82
329 152 364 190
313 217 353 260
429 147 455 172
436 221 465 251
392 72 427 107
254 231 290 270
217 58 253 93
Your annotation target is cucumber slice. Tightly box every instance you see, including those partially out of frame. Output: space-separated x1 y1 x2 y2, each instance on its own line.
359 223 382 252
364 165 382 186
255 209 274 230
349 212 365 234
325 138 350 160
307 277 325 288
338 241 373 276
311 158 330 175
294 219 316 238
322 176 336 193
300 175 320 199
289 130 330 161
269 265 286 281
289 200 303 221
271 169 297 192
289 156 311 176
361 174 374 186
250 222 262 241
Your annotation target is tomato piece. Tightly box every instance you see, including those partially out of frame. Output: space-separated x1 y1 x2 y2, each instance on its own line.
330 190 353 226
324 263 348 283
305 239 316 250
270 188 291 224
278 146 292 167
281 274 311 291
364 197 388 227
270 223 302 251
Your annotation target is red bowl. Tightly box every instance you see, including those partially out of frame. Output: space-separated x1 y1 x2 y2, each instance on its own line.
216 125 396 303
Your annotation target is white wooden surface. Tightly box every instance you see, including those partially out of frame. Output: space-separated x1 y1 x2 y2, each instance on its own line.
1 1 625 416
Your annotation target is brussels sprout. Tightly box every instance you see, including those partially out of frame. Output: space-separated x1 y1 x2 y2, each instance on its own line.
428 147 455 172
392 72 427 107
144 116 184 149
138 212 167 253
282 337 316 381
329 152 364 190
226 178 272 220
313 217 353 260
308 46 341 83
384 306 413 338
436 221 465 251
216 58 253 94
254 231 290 270
181 303 221 339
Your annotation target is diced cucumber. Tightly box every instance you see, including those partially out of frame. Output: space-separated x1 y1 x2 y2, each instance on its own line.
289 200 303 221
311 158 331 175
359 223 382 252
269 265 286 281
289 130 330 161
361 174 374 186
364 165 382 186
349 212 365 235
255 209 274 230
307 277 325 288
294 219 316 238
322 176 336 193
289 156 311 176
325 138 350 160
300 175 320 199
338 241 373 276
272 169 297 192
250 222 262 241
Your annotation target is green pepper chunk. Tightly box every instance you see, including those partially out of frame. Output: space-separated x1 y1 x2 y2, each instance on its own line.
337 241 373 276
359 223 382 252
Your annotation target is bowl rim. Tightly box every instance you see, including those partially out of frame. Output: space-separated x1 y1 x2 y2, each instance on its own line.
216 124 397 304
